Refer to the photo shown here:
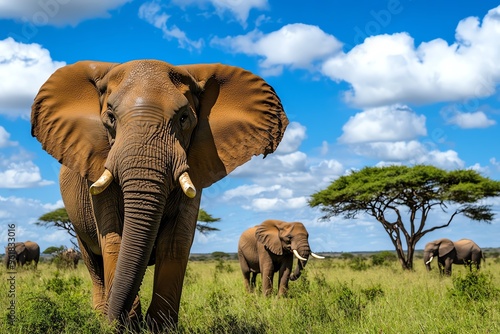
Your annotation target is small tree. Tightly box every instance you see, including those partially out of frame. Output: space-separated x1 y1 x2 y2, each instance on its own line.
309 165 500 270
36 208 79 248
197 208 221 234
43 246 66 255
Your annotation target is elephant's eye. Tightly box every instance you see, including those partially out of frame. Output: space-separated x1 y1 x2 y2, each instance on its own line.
107 110 116 125
180 113 188 124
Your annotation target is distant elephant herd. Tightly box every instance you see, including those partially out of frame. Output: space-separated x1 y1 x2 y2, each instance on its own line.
236 222 485 297
3 241 81 270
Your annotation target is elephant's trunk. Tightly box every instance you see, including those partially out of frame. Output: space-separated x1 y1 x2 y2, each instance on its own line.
107 179 167 322
105 133 184 323
291 243 310 281
423 252 433 271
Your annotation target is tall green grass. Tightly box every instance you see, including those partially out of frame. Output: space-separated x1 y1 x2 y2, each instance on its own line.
2 257 499 333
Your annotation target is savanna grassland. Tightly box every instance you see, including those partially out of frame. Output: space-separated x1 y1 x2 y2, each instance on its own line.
2 252 500 334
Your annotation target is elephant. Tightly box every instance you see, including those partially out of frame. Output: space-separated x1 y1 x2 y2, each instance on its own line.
237 220 324 296
61 248 82 269
4 241 40 269
31 59 288 331
423 238 484 276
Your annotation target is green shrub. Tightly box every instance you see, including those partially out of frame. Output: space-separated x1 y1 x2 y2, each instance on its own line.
448 271 499 301
334 283 362 320
371 251 397 266
5 271 111 334
348 256 369 271
361 284 385 301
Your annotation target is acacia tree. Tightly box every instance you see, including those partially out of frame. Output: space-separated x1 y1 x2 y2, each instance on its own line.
309 165 500 270
196 208 221 234
37 208 220 246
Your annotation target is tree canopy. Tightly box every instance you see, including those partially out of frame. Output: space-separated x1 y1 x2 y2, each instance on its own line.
309 165 500 270
196 208 221 234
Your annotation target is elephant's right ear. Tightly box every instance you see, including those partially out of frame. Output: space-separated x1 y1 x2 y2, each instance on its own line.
439 239 454 257
255 220 283 255
31 61 118 182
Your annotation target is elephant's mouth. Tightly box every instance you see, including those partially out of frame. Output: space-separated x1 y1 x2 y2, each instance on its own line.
89 168 196 198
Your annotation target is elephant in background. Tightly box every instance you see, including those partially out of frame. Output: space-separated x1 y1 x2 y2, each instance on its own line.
4 241 40 269
423 238 484 275
238 220 324 296
31 60 287 331
62 248 82 269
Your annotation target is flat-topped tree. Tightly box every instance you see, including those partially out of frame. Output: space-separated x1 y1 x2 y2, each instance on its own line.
309 165 500 270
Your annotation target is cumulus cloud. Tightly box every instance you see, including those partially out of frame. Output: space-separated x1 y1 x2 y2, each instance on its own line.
139 2 203 51
0 0 131 27
322 6 500 107
0 161 54 188
275 122 307 154
0 38 65 118
0 126 18 148
339 105 427 144
443 110 496 128
211 23 342 75
172 0 268 27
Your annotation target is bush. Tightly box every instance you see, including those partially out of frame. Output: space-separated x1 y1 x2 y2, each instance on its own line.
448 271 499 301
348 256 369 271
5 271 111 334
361 284 385 301
371 251 397 266
334 283 362 320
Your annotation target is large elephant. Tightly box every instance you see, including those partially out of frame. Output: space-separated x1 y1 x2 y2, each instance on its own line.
31 60 288 331
238 220 323 296
4 241 40 269
423 238 484 275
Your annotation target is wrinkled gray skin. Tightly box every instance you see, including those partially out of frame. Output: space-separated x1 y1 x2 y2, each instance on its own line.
423 238 484 275
4 241 40 269
238 220 317 296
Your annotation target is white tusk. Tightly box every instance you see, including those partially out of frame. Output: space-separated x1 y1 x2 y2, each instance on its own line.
311 252 325 259
179 172 196 198
89 169 114 195
293 249 307 261
425 256 434 265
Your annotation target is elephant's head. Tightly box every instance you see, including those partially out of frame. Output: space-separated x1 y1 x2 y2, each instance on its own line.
423 238 454 271
255 220 323 280
31 60 288 321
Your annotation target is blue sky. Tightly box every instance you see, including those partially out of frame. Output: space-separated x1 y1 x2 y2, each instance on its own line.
1 0 500 255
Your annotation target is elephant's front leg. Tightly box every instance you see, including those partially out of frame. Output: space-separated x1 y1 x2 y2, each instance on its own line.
260 259 275 296
277 258 293 296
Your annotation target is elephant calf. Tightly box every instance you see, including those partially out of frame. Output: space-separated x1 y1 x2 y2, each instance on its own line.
238 219 323 296
423 238 484 275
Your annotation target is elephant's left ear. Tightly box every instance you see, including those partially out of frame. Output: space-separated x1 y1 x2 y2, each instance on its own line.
179 63 288 188
255 220 283 255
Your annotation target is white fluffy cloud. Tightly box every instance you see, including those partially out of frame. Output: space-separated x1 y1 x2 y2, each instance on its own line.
339 105 427 144
275 122 307 154
139 2 203 51
0 126 17 148
0 38 64 118
0 161 54 188
443 110 496 129
211 23 342 75
322 6 500 107
0 0 131 27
